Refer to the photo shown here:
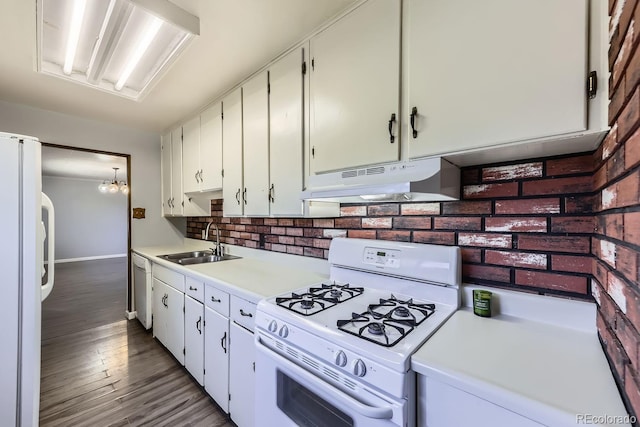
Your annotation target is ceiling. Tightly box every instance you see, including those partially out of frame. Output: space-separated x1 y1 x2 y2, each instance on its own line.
0 0 357 133
42 145 127 180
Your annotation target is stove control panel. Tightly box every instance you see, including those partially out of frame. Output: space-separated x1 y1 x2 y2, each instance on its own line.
363 247 400 269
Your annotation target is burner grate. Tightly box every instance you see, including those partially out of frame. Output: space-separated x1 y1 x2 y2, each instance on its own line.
275 282 364 316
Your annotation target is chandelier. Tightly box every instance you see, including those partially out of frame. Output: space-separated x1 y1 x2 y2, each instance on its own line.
99 167 129 195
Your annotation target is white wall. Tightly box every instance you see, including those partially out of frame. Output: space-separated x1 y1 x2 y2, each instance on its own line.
0 100 185 248
43 176 127 261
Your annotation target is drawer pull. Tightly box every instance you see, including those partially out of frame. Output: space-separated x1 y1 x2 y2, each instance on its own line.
211 296 221 303
239 309 253 317
189 286 198 291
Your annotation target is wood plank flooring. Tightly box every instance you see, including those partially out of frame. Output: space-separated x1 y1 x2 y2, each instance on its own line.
40 258 233 427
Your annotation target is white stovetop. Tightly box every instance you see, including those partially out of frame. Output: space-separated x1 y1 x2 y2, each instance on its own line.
411 287 630 427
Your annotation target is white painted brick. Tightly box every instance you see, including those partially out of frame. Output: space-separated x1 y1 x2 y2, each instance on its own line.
323 229 347 238
608 275 627 314
600 240 617 267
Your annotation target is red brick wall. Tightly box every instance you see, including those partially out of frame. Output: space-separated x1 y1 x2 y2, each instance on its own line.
186 152 595 299
594 0 640 417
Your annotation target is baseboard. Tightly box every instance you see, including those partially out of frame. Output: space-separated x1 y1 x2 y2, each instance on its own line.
125 310 137 320
47 253 128 264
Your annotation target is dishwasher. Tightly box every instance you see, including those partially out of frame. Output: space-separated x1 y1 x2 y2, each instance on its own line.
132 253 152 329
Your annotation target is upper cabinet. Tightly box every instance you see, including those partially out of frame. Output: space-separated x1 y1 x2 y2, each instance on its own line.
405 0 590 159
183 105 224 193
222 88 244 217
161 128 183 216
308 0 401 173
242 71 270 216
182 116 201 194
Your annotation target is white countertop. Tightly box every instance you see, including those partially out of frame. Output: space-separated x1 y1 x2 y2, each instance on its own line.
412 306 631 426
133 239 328 303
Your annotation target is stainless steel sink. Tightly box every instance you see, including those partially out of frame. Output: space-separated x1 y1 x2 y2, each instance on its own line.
158 251 241 265
177 254 241 265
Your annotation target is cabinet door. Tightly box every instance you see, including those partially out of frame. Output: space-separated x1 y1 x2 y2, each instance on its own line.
182 116 201 193
405 0 588 158
161 133 172 216
229 323 255 427
309 0 400 173
184 296 204 385
152 278 167 343
269 47 304 216
242 71 270 216
200 103 223 191
165 284 185 365
222 88 244 216
204 306 229 413
170 127 183 215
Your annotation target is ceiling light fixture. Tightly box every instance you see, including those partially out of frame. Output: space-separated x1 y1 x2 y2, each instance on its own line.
99 167 129 195
38 0 200 100
63 0 86 75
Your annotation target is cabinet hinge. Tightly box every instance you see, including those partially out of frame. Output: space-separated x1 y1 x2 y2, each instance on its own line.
302 61 307 75
587 71 598 99
268 83 270 94
221 112 224 120
183 348 185 355
229 393 231 401
311 146 315 158
311 58 315 71
221 169 224 178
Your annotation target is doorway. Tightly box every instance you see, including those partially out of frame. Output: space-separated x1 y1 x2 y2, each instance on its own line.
40 143 131 339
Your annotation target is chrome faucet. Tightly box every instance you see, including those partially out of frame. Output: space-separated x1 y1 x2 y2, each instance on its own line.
205 221 223 256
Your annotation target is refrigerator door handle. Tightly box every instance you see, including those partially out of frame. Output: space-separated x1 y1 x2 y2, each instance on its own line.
41 192 55 301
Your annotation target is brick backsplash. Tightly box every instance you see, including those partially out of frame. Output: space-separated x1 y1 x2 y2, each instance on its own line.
186 151 595 299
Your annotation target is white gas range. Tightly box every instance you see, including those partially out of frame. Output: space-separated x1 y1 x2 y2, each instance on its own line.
255 238 461 427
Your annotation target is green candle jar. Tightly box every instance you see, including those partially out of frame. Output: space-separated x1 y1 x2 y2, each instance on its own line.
473 289 492 317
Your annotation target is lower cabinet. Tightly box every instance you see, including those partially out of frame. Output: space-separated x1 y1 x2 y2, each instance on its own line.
185 295 204 385
204 306 230 412
152 278 185 365
229 323 256 427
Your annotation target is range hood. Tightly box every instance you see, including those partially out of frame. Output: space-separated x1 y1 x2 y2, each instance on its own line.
301 157 460 203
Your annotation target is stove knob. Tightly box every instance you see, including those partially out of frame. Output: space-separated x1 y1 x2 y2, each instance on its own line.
353 359 367 377
335 350 347 367
268 320 278 333
278 325 289 338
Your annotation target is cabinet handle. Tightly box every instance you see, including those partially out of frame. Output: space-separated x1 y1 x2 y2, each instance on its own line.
243 188 247 205
189 286 198 291
388 113 396 143
162 293 168 307
268 184 275 203
235 189 241 205
239 309 253 317
196 316 202 335
199 170 203 182
210 296 221 303
221 332 227 353
195 171 200 183
410 106 418 139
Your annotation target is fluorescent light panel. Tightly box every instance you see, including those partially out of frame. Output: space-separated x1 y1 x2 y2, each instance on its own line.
38 0 199 100
63 0 86 75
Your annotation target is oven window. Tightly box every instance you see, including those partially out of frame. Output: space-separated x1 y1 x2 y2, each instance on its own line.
277 370 354 427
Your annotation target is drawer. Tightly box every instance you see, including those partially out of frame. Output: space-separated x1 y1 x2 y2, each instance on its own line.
185 276 204 303
205 285 229 317
231 296 256 331
152 263 185 292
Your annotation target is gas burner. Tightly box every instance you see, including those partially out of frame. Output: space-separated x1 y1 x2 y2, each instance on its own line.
394 306 410 318
337 312 410 347
367 322 384 336
309 282 364 303
369 294 436 326
276 292 338 316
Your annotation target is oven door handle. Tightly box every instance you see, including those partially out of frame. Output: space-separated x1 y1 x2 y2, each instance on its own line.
257 336 395 420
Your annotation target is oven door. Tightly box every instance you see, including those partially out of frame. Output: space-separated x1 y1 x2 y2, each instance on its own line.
255 335 406 427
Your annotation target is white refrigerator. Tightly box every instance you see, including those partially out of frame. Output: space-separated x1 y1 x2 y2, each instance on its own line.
0 132 55 426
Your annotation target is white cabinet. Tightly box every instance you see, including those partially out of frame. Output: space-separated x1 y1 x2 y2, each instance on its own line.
204 306 229 412
242 71 270 216
222 88 244 217
404 0 589 159
183 105 223 195
184 295 204 385
229 322 255 427
309 0 401 173
152 278 185 365
418 375 544 427
161 129 183 216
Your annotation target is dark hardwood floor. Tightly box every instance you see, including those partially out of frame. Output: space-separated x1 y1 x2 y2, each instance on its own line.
40 258 233 427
